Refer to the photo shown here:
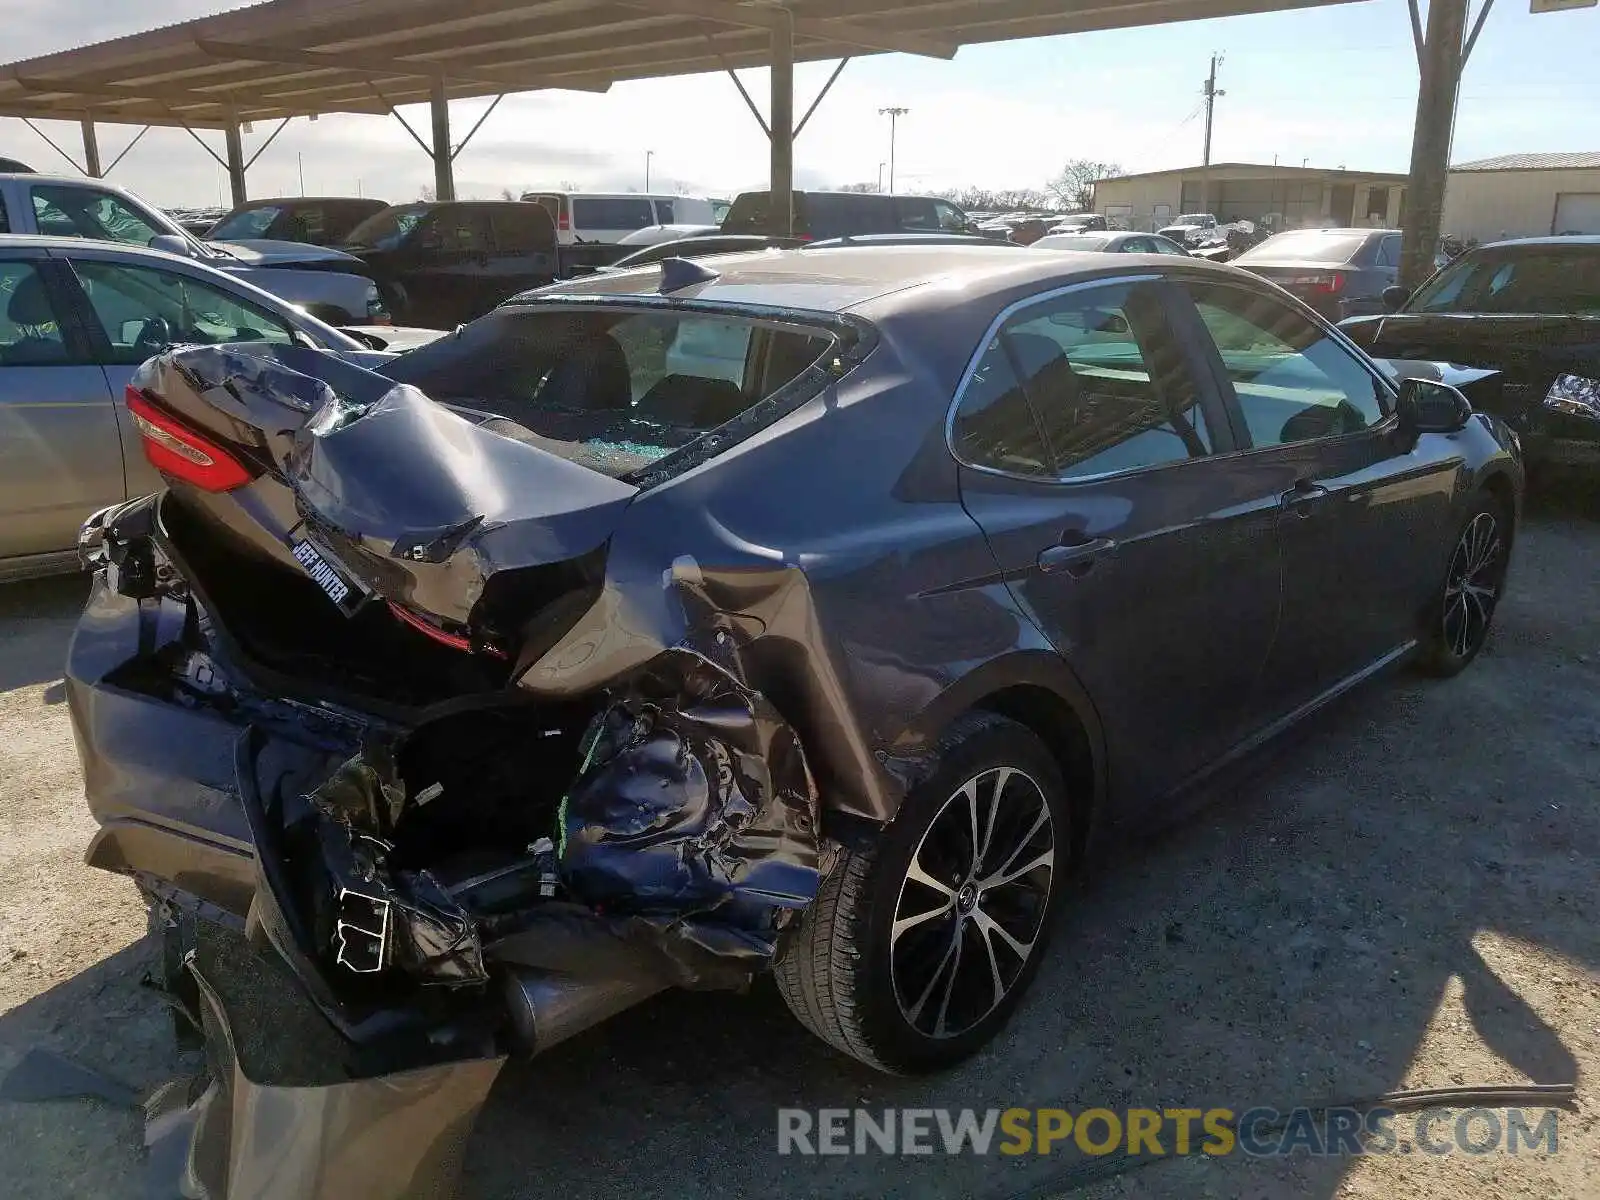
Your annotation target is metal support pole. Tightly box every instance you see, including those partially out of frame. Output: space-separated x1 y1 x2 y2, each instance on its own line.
80 118 102 177
1400 0 1469 290
224 119 247 206
430 77 455 201
769 9 794 237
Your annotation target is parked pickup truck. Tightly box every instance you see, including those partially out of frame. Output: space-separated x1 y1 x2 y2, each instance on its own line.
0 174 387 324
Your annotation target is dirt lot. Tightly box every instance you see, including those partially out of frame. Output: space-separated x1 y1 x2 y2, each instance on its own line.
0 499 1596 1200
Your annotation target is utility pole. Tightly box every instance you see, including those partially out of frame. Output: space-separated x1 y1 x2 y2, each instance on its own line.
878 162 886 193
879 106 909 193
645 149 654 193
1200 53 1224 216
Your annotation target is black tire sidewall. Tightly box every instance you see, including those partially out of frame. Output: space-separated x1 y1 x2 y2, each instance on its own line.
848 718 1070 1072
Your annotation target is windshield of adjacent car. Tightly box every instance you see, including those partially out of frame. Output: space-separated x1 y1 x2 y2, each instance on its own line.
1238 230 1370 263
207 205 284 241
342 204 428 251
1408 246 1600 315
378 306 836 479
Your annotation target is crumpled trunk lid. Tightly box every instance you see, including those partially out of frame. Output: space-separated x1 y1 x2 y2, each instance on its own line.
134 344 636 653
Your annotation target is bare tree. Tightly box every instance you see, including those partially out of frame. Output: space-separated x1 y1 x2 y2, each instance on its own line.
1047 160 1124 211
418 184 437 202
838 181 879 193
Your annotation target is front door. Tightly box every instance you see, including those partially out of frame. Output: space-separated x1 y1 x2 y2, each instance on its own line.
486 205 559 306
1178 278 1462 722
0 254 124 560
399 206 494 327
953 276 1283 806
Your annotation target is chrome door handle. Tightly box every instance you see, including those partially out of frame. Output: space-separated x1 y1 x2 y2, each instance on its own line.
1038 537 1117 575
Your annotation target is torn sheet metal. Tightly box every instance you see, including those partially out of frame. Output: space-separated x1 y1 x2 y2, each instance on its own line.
559 649 821 935
147 959 505 1200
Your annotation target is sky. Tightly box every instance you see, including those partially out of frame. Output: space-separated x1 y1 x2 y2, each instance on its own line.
1 0 1597 208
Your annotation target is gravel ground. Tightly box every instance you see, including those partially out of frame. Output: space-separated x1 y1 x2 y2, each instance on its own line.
0 499 1595 1200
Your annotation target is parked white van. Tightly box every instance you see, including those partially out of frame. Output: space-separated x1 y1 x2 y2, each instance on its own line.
521 192 718 244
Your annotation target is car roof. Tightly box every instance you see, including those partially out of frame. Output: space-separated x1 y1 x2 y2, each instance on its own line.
0 233 207 264
0 172 138 190
229 196 383 206
1479 234 1600 249
532 242 1242 318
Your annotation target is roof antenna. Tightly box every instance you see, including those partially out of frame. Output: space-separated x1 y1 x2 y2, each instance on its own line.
657 257 719 293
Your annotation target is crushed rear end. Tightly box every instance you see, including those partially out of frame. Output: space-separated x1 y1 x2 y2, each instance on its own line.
68 341 824 1197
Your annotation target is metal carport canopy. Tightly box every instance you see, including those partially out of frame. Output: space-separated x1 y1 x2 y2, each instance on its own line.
0 0 1364 216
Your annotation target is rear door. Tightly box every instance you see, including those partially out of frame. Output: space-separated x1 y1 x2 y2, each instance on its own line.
1178 277 1461 723
0 251 125 560
486 204 558 303
59 254 303 498
952 275 1283 806
401 205 494 326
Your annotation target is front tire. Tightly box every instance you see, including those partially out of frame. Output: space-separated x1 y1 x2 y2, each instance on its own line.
776 713 1069 1073
1416 493 1512 677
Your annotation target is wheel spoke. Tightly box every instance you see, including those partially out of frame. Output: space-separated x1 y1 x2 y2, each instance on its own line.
976 768 1009 874
905 853 956 901
906 927 961 1024
931 926 966 1037
979 847 1054 892
973 905 1037 962
984 807 1049 886
892 899 954 944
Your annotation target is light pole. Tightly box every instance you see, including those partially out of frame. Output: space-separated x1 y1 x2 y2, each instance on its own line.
645 150 654 193
877 162 886 193
878 107 908 193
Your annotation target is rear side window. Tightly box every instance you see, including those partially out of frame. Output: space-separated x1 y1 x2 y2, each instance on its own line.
1375 233 1401 267
654 199 676 224
953 282 1211 480
381 307 834 480
808 194 894 237
418 207 491 253
490 205 555 254
0 260 71 364
571 197 655 231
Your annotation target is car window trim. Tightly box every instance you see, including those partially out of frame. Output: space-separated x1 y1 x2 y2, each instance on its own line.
944 271 1239 486
1175 276 1400 454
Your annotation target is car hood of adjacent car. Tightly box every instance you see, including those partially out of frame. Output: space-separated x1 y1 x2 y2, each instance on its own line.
208 238 367 267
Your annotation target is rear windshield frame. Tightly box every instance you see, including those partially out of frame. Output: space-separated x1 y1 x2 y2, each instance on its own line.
383 294 879 490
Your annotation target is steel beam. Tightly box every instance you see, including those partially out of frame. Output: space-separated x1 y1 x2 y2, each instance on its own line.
770 11 795 237
1399 0 1468 289
224 119 247 206
194 39 610 93
613 0 957 58
430 77 455 201
80 117 101 176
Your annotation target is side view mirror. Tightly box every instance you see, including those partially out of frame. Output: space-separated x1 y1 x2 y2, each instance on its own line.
1396 377 1472 441
148 233 197 259
1382 284 1411 313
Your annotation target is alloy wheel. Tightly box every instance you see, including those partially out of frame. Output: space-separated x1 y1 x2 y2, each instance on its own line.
889 767 1055 1039
1443 511 1505 659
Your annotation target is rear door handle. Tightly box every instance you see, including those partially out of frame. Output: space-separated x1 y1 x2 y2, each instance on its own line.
1281 483 1330 516
1038 537 1118 575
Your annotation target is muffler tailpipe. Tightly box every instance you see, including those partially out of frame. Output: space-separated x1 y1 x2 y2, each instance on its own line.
501 969 664 1056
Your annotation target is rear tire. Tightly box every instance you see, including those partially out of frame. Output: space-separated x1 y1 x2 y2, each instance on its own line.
776 713 1069 1073
1415 492 1512 677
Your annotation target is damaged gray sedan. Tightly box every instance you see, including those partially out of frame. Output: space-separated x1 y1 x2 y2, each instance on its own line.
68 245 1522 1193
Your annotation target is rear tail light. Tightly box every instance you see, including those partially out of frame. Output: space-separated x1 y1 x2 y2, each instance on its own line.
1289 272 1347 295
124 386 255 492
558 211 571 231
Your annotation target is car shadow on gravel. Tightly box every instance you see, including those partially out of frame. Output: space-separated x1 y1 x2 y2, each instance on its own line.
0 574 88 693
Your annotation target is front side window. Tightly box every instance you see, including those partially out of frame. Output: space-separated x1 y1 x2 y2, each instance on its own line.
934 201 969 232
342 204 428 251
70 261 296 365
30 185 164 246
953 282 1212 480
1187 281 1389 447
380 306 834 479
0 260 71 365
419 208 491 254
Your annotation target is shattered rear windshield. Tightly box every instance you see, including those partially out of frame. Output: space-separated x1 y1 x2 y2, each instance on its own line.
377 305 837 478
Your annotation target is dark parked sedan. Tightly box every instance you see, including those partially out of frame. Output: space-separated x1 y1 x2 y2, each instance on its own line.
72 246 1520 1197
1342 235 1600 475
1234 226 1403 321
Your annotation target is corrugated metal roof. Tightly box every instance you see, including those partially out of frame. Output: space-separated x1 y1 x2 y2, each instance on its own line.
1452 152 1600 172
0 0 1366 129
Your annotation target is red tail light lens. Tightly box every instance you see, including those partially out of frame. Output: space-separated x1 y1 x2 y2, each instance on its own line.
1316 271 1347 295
558 212 571 231
124 386 254 492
